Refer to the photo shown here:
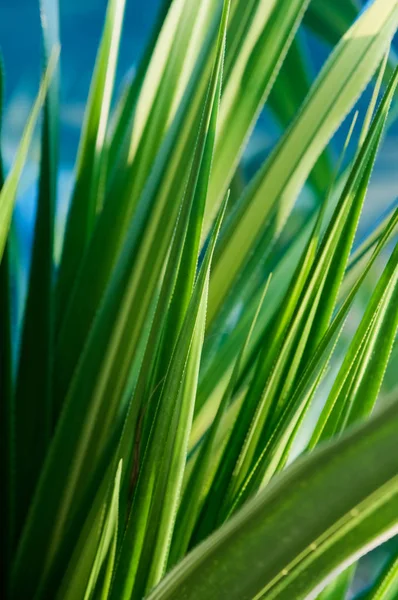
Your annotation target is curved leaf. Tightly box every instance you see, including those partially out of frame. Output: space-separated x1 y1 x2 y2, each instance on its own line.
147 391 398 600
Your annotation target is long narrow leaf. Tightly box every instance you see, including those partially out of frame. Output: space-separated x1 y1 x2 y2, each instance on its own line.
13 0 60 539
147 390 398 600
208 0 397 321
56 0 126 332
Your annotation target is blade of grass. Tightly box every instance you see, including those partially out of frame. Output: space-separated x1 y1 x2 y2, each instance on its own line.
52 0 310 406
10 5 228 595
13 0 60 541
304 0 398 94
0 51 58 261
105 0 174 179
207 0 398 322
224 81 391 505
0 53 13 599
206 0 311 221
51 0 217 407
56 0 126 332
222 65 397 515
110 195 229 600
194 186 330 541
169 276 271 566
316 565 356 600
310 243 398 446
84 460 122 600
267 33 333 199
366 554 398 600
226 205 398 517
109 7 230 594
147 390 398 600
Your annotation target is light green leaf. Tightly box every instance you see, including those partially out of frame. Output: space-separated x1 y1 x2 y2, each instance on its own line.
316 564 356 600
206 0 311 218
110 8 230 590
267 34 333 200
226 205 398 517
366 554 398 600
13 0 60 540
222 73 394 509
147 390 398 600
0 50 58 261
310 242 398 447
84 460 122 600
56 0 126 332
110 195 229 600
208 0 398 322
169 276 271 566
106 0 175 178
52 0 310 404
10 4 228 595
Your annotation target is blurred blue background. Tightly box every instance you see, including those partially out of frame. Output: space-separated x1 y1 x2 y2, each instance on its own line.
1 0 397 236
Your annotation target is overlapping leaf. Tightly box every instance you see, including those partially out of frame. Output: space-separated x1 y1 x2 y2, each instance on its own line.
13 0 60 541
2 1 398 599
147 389 398 600
56 0 126 326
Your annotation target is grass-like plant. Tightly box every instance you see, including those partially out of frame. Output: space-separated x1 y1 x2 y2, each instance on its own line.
1 0 398 598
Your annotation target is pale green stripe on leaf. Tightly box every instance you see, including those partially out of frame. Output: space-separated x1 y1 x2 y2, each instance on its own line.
56 0 126 325
366 554 398 600
0 51 58 260
13 0 60 539
208 0 398 321
147 390 398 600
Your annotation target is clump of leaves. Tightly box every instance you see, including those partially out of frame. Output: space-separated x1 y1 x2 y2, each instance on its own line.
1 0 398 598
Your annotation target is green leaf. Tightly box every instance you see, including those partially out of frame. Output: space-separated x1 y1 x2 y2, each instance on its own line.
10 4 228 595
195 212 313 424
224 70 395 509
310 242 398 447
226 205 398 517
316 563 356 600
267 34 333 199
56 0 126 334
0 53 58 587
138 10 226 449
52 0 310 405
192 63 396 523
4 1 398 598
147 390 398 600
115 1 217 214
194 190 328 540
13 0 60 541
304 0 360 46
51 0 216 405
0 53 13 599
0 51 58 261
105 0 174 179
110 194 229 600
0 243 12 597
366 554 398 600
304 0 398 93
109 6 230 594
205 0 311 218
208 0 398 322
84 460 122 600
169 276 271 566
54 468 114 600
